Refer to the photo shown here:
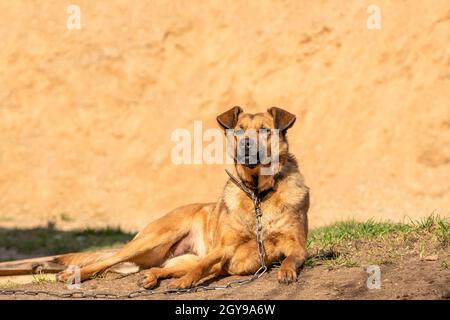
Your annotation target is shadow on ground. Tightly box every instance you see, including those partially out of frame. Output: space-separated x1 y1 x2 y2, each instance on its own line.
0 223 134 261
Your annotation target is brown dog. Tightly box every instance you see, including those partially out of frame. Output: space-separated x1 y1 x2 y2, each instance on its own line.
56 106 309 289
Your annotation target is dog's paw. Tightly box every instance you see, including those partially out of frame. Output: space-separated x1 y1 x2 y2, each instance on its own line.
278 267 297 284
168 276 195 289
56 269 75 283
139 272 158 289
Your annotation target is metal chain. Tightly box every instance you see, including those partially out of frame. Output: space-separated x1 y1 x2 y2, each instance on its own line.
0 170 267 299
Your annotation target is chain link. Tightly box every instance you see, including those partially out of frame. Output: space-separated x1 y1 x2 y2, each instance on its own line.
0 170 268 299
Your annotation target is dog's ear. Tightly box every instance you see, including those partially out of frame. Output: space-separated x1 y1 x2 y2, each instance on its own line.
217 106 243 130
267 107 296 132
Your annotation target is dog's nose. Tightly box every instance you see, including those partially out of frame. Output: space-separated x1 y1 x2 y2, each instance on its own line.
237 137 260 167
240 137 256 149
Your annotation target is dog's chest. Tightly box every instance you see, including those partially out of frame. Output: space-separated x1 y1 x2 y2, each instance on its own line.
261 201 293 235
224 177 307 238
228 194 295 238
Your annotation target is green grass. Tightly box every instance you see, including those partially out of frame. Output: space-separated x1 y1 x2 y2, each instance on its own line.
307 214 449 248
305 214 449 269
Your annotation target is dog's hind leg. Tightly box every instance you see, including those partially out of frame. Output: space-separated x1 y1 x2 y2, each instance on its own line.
57 204 205 282
139 254 201 289
55 248 119 267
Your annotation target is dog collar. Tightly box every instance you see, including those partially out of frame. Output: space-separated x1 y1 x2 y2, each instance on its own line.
225 169 258 200
225 169 277 201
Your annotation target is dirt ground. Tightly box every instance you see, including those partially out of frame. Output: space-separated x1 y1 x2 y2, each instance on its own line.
1 255 448 300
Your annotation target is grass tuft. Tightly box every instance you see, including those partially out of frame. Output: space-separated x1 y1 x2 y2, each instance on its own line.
32 273 52 285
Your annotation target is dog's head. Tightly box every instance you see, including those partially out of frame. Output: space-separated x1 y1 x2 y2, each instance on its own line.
217 106 296 191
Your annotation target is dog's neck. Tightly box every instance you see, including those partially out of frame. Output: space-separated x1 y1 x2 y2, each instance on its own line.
234 157 290 196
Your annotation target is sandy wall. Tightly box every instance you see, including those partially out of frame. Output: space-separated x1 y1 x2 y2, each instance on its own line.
0 0 449 231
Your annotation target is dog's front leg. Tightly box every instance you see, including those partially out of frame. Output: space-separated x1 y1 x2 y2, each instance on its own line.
277 237 307 284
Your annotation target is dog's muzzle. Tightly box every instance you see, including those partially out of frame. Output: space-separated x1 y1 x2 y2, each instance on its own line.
237 137 266 168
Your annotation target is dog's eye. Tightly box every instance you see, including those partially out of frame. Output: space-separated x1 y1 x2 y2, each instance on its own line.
235 128 244 136
259 128 270 135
